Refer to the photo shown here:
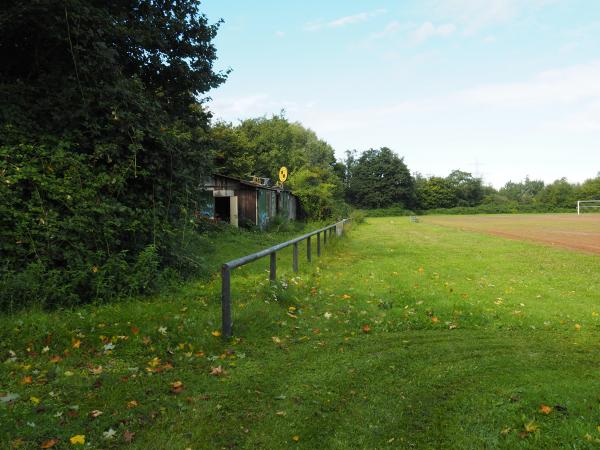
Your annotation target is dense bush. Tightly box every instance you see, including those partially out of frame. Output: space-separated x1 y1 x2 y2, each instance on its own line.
0 1 226 309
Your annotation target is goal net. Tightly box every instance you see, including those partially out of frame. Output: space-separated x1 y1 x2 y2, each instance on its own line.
577 200 600 215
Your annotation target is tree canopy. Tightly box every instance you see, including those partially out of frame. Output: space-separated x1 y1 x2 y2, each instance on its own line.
1 1 226 307
345 148 416 209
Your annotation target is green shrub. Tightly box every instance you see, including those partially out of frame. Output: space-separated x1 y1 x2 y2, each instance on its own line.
350 210 366 224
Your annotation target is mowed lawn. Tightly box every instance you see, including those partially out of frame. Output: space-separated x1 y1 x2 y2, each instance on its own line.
2 217 600 449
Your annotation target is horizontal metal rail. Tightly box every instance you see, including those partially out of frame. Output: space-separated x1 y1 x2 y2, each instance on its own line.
221 219 349 337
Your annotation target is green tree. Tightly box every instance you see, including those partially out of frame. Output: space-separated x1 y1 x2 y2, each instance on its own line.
213 113 337 182
579 176 600 200
287 167 342 220
446 170 484 207
499 178 545 204
415 176 457 209
346 148 416 209
1 1 226 307
536 178 576 208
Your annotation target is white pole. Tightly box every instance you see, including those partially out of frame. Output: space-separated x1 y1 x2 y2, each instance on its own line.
577 201 580 215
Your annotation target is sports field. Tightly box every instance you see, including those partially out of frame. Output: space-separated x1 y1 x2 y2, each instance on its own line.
424 213 600 255
2 216 600 448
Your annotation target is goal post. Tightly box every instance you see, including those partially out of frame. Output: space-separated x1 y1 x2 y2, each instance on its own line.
577 200 600 215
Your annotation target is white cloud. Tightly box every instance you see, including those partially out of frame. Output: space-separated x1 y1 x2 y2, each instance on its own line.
370 20 403 40
458 61 600 107
412 22 456 43
209 94 314 121
305 9 386 32
275 31 285 38
429 0 559 34
210 94 269 117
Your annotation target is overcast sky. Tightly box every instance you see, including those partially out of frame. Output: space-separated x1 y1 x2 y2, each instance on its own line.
202 0 600 187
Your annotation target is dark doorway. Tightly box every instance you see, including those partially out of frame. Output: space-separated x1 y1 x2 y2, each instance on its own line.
214 197 230 222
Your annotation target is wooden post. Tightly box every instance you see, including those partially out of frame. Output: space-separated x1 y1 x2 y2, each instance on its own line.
307 236 312 262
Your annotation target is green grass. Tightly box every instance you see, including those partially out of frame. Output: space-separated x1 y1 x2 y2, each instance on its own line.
2 217 600 449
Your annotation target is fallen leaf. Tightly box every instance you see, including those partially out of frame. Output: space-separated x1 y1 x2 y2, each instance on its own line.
40 438 59 448
524 421 538 433
431 316 440 324
211 330 221 337
131 326 140 335
539 404 553 415
71 339 81 349
103 428 117 440
418 267 425 274
30 396 41 405
123 430 135 443
275 411 286 416
21 376 32 385
147 357 161 368
341 294 351 299
170 381 184 394
210 366 226 377
127 400 138 408
292 435 300 442
69 435 85 445
89 366 103 375
361 324 371 334
49 355 62 363
89 410 103 418
272 336 282 344
575 324 582 331
158 326 167 335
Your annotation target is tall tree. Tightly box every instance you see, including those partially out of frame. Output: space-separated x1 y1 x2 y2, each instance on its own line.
346 147 416 209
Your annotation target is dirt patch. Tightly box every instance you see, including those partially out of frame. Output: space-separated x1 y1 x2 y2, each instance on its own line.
424 214 600 255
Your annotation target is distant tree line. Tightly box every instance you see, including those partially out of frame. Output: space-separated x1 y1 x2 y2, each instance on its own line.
339 148 600 213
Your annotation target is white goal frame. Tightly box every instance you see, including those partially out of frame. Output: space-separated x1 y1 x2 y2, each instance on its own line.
577 200 600 215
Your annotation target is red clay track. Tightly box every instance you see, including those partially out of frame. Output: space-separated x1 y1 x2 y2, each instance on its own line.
424 214 600 255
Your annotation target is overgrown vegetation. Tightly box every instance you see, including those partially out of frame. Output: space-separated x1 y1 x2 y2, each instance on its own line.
0 1 228 308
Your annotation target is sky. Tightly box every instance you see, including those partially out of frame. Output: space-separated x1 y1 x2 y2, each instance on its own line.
201 0 600 187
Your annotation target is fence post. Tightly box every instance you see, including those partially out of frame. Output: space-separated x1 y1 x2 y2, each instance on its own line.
317 232 321 256
270 252 276 281
221 265 232 338
293 243 298 272
307 236 312 262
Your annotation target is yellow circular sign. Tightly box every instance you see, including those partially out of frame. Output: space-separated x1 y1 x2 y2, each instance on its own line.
278 166 288 183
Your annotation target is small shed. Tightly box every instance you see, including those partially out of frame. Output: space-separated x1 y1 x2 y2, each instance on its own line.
199 174 297 229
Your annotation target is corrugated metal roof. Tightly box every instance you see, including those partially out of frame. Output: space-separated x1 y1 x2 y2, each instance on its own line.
211 173 295 195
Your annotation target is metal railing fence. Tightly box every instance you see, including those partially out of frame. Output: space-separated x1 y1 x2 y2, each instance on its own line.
221 219 350 337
